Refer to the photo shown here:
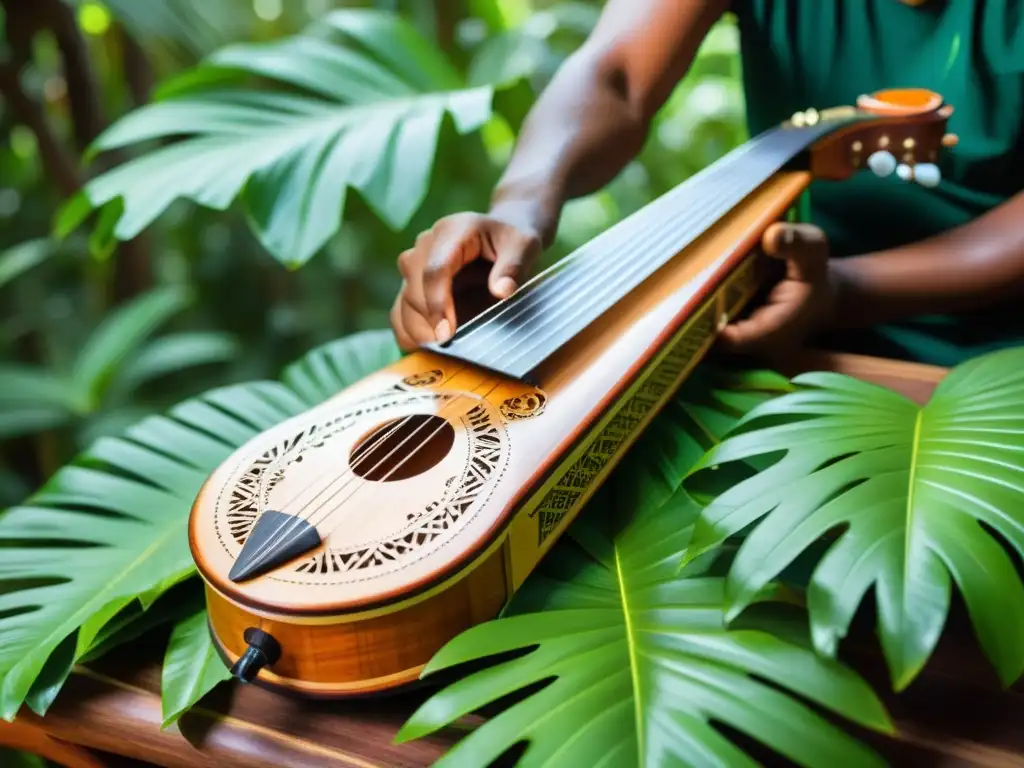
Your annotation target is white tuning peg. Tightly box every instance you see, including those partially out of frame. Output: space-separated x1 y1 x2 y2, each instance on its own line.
896 163 914 182
913 163 942 188
867 150 897 177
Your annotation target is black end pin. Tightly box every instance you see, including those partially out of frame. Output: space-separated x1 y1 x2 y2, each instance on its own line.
230 627 282 684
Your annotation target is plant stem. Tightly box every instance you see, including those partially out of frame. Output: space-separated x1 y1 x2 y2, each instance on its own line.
39 0 105 151
0 63 82 196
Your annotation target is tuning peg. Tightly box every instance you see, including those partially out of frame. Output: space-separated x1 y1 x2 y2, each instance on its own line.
941 133 959 147
867 150 897 177
896 163 914 182
913 163 942 188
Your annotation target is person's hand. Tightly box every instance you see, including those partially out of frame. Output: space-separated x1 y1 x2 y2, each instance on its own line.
390 212 543 352
717 221 839 364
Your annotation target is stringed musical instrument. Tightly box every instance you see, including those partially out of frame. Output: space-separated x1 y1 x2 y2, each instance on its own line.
189 88 956 697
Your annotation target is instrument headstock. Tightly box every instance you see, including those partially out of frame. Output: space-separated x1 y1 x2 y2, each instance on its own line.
789 88 956 186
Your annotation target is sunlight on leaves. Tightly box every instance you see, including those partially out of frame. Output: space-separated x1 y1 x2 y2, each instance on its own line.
685 347 1024 691
399 370 889 767
57 9 509 269
0 331 399 721
161 608 232 728
77 2 113 36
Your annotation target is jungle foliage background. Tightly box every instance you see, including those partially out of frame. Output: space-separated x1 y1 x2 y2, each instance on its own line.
0 0 746 507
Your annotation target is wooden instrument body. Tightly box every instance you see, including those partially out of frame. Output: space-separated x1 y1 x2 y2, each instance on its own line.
190 171 810 696
189 88 954 697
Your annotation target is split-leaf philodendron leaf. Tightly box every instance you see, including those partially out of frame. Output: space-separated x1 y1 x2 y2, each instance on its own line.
56 9 509 268
398 371 893 768
684 346 1024 692
0 331 401 721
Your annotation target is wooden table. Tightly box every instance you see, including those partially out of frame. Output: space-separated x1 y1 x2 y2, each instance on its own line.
4 353 1023 768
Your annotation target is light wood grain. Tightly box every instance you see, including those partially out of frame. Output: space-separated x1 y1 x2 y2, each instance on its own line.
190 172 811 695
0 719 108 768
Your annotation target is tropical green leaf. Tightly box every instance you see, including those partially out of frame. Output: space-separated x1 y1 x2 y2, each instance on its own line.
62 0 244 56
161 608 232 728
0 365 82 439
71 286 193 405
0 239 53 290
109 331 240 394
467 2 599 88
76 406 154 449
0 464 30 509
280 328 401 405
80 584 205 664
0 331 401 721
0 382 300 721
0 365 81 410
0 407 75 441
59 9 504 268
0 749 46 768
399 371 889 768
684 346 1024 692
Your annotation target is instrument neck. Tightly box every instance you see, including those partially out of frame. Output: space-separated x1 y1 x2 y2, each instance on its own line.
429 116 863 380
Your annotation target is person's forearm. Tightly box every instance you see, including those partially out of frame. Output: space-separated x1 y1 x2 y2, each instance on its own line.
488 0 728 246
830 190 1024 328
488 52 650 245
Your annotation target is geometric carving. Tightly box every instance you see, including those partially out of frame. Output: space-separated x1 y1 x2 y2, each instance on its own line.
215 388 507 586
500 391 547 421
528 298 719 546
401 369 443 388
223 410 362 547
293 401 502 576
721 255 758 318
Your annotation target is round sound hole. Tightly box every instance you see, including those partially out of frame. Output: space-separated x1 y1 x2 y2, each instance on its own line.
349 414 454 482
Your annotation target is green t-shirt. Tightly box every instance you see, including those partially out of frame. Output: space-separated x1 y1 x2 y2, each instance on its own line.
733 0 1024 367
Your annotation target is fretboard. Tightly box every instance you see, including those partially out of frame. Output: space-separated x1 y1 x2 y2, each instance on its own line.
425 115 864 380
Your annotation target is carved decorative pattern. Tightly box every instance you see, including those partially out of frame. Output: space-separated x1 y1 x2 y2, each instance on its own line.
293 401 502 576
401 369 443 388
221 390 440 547
722 256 757 317
217 389 507 583
226 430 318 545
529 299 719 545
500 391 547 421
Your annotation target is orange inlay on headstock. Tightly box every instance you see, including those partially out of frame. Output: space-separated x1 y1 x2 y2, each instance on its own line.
856 88 945 117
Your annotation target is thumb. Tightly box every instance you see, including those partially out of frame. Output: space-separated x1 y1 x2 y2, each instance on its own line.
762 222 829 282
487 229 542 300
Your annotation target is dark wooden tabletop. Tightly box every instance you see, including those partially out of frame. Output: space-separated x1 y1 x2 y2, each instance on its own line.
5 352 1024 768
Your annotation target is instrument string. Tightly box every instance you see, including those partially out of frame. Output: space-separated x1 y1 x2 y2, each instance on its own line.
233 122 838 574
264 380 459 515
237 139 773 569
456 145 790 367
236 367 487 570
445 135 768 352
308 378 506 543
447 124 830 371
494 181 740 369
308 131 812 535
296 142 786 543
238 377 499 574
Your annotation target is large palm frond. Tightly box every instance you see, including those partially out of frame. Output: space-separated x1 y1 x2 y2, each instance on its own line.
0 286 237 441
398 370 893 768
62 0 247 57
683 347 1024 691
57 9 507 267
0 330 401 721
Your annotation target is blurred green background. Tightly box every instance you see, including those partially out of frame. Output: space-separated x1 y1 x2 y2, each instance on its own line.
0 0 746 506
